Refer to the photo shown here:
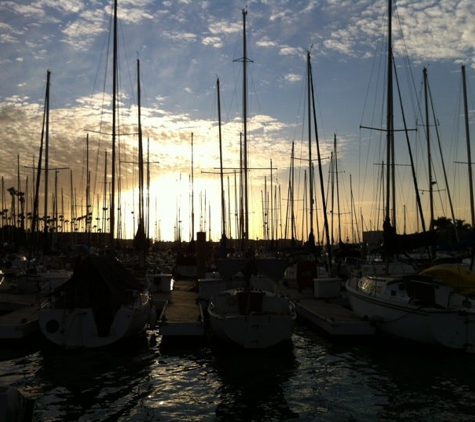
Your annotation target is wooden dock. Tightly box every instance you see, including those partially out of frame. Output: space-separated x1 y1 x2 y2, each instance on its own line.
285 286 375 336
153 280 205 337
153 279 374 340
293 297 375 336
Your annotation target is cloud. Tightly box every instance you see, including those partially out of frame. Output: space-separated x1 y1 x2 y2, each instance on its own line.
163 31 197 43
284 73 302 83
202 36 222 48
60 8 108 51
256 36 277 48
279 46 301 56
208 21 241 35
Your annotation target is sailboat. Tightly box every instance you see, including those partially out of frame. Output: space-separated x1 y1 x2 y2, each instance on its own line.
345 0 475 352
207 8 296 349
38 0 155 348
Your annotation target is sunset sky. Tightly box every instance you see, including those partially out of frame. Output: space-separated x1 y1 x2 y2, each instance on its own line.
1 0 475 243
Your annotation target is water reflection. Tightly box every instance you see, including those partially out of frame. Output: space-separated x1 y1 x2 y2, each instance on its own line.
1 324 475 421
35 335 155 421
211 341 299 421
352 337 475 421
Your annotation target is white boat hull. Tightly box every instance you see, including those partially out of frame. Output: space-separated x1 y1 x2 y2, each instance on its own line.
39 292 153 348
208 289 296 349
346 274 475 352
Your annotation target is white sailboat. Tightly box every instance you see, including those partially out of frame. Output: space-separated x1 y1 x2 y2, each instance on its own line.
208 256 296 349
346 264 475 351
39 254 154 348
38 0 155 348
345 0 475 352
207 8 296 349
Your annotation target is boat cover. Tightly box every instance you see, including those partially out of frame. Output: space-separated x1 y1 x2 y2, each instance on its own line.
420 264 475 295
53 254 146 307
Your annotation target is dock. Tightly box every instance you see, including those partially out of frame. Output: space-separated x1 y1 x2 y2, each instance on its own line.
284 278 375 337
153 277 374 340
292 296 375 336
153 280 205 338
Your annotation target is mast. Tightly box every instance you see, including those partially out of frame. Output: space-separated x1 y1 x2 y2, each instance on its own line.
217 77 227 240
307 51 315 248
102 151 108 242
137 59 144 234
423 68 434 233
242 9 249 243
234 8 253 245
32 70 50 239
385 0 395 233
462 65 475 229
309 52 332 268
190 132 195 242
334 134 342 245
134 58 148 254
86 133 91 239
44 69 50 252
289 141 296 243
423 67 436 261
109 0 118 249
270 159 274 243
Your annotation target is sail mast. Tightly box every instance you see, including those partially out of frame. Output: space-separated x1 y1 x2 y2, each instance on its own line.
217 77 226 239
423 68 434 233
233 8 253 244
242 8 248 243
309 53 332 267
462 65 475 228
110 0 118 249
307 51 315 247
44 70 50 251
137 59 144 236
133 58 148 254
385 0 394 231
191 132 195 242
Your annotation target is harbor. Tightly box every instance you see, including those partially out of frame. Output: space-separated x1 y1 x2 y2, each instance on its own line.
152 278 374 340
0 273 374 342
0 282 473 422
1 0 475 420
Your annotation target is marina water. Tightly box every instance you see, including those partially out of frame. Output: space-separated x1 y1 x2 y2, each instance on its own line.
1 323 474 421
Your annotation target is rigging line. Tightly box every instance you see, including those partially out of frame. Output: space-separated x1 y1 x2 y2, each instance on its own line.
89 6 114 206
393 60 426 233
427 73 458 234
290 60 307 144
395 4 421 131
358 39 385 211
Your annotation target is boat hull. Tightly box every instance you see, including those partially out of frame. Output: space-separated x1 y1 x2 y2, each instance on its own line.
346 275 475 352
39 292 153 348
208 289 296 349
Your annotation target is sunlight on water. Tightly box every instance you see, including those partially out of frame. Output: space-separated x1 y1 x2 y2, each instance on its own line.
1 327 475 421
